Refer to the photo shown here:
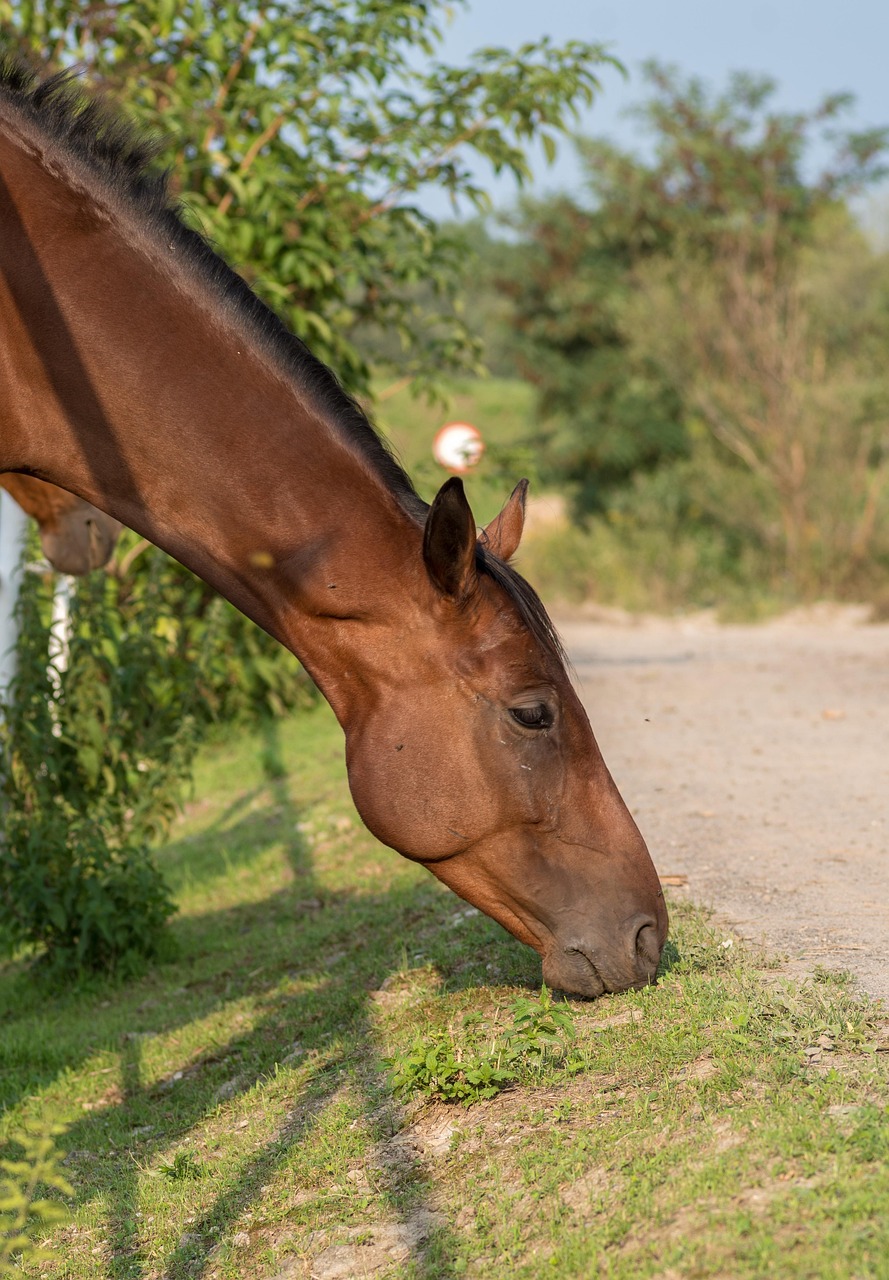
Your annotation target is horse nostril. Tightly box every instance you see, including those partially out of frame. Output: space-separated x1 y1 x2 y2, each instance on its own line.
634 920 661 976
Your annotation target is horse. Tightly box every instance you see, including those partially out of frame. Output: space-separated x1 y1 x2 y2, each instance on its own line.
0 62 666 996
0 472 121 573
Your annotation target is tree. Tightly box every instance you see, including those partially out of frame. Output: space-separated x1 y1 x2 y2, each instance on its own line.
1 0 616 398
501 190 686 513
616 64 889 590
504 63 889 591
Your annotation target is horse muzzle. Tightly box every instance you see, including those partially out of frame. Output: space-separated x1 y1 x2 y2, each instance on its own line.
541 912 663 998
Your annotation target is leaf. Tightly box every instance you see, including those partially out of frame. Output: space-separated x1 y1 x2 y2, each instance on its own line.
541 132 558 165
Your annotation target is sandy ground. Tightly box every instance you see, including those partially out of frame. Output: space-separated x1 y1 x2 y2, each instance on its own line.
560 606 889 1001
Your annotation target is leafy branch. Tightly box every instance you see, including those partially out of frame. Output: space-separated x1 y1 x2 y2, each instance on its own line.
0 1124 71 1275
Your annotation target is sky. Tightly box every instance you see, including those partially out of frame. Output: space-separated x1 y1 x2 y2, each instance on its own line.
421 0 889 223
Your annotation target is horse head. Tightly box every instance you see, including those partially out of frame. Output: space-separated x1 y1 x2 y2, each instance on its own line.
0 474 122 574
343 478 667 997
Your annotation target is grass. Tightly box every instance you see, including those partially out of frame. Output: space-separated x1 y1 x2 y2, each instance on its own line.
3 701 889 1279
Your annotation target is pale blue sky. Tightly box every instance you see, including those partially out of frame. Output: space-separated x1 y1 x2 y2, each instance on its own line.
423 0 889 218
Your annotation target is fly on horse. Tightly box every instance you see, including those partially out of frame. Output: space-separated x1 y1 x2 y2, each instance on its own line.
0 472 120 573
0 62 666 996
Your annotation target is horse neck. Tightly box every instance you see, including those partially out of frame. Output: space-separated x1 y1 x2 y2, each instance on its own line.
0 122 426 715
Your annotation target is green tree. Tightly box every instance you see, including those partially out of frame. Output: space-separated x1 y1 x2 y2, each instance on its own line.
501 190 686 512
505 63 889 592
2 0 616 397
616 65 889 591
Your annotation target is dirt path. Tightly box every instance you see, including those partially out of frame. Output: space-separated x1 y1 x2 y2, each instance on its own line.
560 607 889 1000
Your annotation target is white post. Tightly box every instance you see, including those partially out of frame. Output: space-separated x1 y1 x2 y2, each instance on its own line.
0 488 28 700
48 574 73 701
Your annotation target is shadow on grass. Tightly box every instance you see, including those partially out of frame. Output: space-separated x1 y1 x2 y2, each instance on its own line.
86 926 504 1276
1 716 537 1278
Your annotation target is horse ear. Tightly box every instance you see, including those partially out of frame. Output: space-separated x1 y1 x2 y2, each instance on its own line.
423 477 478 599
480 479 529 561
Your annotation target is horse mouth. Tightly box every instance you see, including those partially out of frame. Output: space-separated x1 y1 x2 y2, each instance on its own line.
542 946 607 999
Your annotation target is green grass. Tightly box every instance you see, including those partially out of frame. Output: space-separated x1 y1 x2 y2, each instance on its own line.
3 702 889 1279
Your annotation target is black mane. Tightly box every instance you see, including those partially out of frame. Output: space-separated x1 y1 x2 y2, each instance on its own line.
0 58 565 665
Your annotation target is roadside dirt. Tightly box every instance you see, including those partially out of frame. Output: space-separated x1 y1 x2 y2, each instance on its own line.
560 606 889 1001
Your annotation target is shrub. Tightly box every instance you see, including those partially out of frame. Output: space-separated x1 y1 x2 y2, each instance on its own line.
0 545 191 974
0 525 318 977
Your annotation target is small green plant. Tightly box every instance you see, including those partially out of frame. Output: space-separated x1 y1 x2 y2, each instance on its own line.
0 1124 71 1274
388 1038 517 1104
158 1151 206 1182
506 987 577 1063
387 986 577 1105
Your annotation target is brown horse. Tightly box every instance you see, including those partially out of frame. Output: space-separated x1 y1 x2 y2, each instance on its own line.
0 472 121 573
0 64 666 996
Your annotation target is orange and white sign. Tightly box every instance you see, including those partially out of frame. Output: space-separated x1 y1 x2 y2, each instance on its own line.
432 422 485 473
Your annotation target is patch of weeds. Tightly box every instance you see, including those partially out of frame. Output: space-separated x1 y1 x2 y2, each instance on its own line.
388 1038 518 1104
746 977 879 1054
673 933 737 975
657 897 740 978
158 1150 206 1182
386 986 577 1105
812 965 856 988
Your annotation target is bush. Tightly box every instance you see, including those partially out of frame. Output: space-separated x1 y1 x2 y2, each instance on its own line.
516 447 791 616
0 545 192 974
111 535 317 726
0 527 319 977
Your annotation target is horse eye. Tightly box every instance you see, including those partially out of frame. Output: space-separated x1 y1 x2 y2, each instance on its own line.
510 703 553 730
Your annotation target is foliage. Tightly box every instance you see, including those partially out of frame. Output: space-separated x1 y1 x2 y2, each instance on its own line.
0 542 195 974
109 534 316 726
1 0 617 400
503 63 889 599
502 190 687 513
614 66 889 592
357 218 530 383
0 530 316 978
0 519 317 976
386 985 578 1104
0 1123 71 1274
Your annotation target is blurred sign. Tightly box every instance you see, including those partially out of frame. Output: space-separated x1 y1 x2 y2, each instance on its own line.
432 421 485 473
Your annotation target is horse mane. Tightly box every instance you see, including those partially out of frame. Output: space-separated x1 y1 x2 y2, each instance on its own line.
0 57 565 665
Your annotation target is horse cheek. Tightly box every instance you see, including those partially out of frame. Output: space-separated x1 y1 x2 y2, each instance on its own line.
344 723 483 862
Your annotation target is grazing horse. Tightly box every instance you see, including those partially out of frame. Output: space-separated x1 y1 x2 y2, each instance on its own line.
0 63 666 996
0 472 121 573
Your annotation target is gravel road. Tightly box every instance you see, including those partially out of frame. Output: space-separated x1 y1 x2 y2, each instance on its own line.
562 607 889 1000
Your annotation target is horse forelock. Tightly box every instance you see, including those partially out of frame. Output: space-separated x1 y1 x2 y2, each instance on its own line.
475 547 568 670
